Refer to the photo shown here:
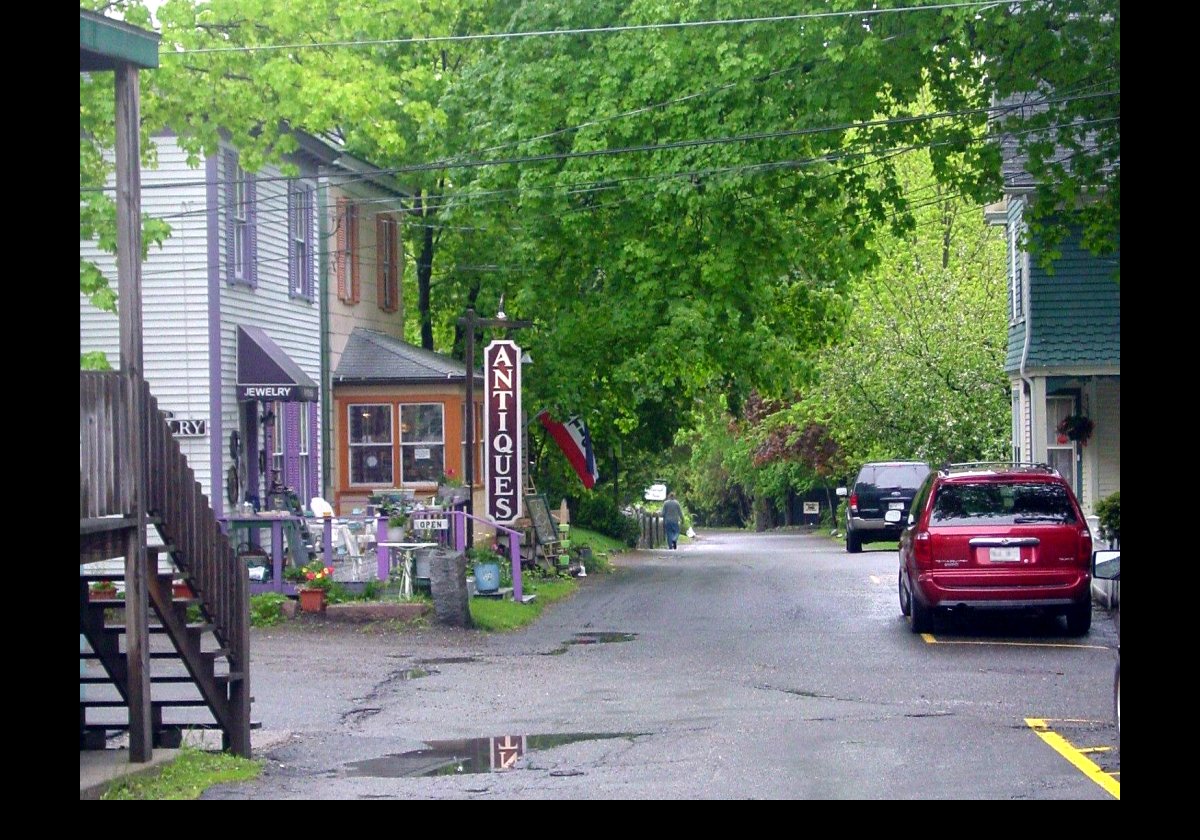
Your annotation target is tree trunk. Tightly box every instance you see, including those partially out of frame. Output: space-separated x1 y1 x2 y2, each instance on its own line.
417 219 434 350
754 495 773 532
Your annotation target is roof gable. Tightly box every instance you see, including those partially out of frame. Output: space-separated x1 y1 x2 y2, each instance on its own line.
333 329 478 384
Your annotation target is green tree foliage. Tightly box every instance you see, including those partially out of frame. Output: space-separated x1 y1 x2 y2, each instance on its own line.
800 150 1010 468
79 1 1116 498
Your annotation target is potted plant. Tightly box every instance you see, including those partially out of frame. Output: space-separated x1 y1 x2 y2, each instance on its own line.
293 560 335 613
89 580 118 601
1056 414 1095 446
466 545 505 594
437 469 470 506
387 509 408 542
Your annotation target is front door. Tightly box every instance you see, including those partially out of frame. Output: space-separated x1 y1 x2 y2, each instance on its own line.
1046 395 1079 497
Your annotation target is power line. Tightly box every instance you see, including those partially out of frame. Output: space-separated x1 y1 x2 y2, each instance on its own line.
164 2 1034 56
81 89 1118 196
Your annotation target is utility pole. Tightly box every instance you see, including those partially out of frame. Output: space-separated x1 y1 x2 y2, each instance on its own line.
459 306 532 546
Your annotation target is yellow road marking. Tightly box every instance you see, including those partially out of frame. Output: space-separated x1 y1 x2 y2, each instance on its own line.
1025 718 1120 799
922 635 1109 650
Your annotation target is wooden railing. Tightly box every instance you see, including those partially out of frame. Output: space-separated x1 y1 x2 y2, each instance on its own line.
80 371 130 519
80 371 249 752
141 380 247 669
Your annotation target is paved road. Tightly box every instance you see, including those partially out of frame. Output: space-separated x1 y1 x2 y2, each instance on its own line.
205 529 1120 799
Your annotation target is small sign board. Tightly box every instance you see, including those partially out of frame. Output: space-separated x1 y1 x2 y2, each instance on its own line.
525 494 559 546
803 501 820 515
491 735 526 771
168 418 208 437
413 517 449 530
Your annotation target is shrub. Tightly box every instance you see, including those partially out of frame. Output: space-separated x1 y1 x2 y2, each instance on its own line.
574 495 641 546
1095 491 1120 545
250 592 289 627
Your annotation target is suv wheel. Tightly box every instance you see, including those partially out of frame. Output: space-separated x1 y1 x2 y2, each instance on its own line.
1064 599 1092 636
909 588 933 634
898 570 911 617
846 531 862 553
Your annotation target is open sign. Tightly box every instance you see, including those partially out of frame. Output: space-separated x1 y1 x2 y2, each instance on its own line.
413 517 449 530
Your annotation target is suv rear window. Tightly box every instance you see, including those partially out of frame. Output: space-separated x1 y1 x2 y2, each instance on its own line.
858 464 929 490
930 481 1078 526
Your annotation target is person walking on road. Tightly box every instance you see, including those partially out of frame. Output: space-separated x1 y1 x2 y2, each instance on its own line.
662 492 683 550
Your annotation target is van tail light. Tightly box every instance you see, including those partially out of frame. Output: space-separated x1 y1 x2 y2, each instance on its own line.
849 493 858 513
914 531 932 566
1077 526 1093 566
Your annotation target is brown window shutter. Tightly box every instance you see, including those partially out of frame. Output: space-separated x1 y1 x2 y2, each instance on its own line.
349 204 360 304
335 197 348 301
377 214 387 310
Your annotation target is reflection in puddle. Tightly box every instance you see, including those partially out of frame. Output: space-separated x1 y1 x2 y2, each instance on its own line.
395 667 438 680
345 732 641 777
567 632 638 645
541 633 637 654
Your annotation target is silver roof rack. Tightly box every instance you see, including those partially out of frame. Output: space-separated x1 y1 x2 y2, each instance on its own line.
939 461 1059 476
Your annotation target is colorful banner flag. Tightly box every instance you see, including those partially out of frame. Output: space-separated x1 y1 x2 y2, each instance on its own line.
537 411 599 489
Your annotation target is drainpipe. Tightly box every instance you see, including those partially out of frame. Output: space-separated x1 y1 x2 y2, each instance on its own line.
318 180 331 500
1017 215 1035 465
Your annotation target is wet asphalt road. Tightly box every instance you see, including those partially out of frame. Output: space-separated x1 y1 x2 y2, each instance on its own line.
204 529 1120 800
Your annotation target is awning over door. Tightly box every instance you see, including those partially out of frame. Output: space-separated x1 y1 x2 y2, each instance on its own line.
236 325 318 402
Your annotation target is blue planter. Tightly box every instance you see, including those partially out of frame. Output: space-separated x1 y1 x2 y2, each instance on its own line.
474 562 500 593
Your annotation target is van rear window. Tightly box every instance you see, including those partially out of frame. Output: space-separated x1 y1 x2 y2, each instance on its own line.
862 464 929 490
931 482 1077 526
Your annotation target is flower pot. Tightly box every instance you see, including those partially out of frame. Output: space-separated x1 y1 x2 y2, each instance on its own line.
173 581 195 599
298 588 327 613
388 525 406 542
474 562 500 593
89 588 117 602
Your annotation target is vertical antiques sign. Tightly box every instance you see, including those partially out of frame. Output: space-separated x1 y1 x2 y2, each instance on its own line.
484 339 523 523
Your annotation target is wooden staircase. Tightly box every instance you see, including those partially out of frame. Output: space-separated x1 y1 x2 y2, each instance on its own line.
81 372 250 755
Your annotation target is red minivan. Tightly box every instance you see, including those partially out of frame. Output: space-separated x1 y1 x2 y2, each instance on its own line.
898 463 1093 635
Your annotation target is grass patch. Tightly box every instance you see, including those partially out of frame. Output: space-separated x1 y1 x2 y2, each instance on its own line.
569 526 625 573
470 575 579 632
101 747 262 800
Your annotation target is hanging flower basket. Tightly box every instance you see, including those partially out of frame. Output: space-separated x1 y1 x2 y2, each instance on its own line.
1056 414 1095 445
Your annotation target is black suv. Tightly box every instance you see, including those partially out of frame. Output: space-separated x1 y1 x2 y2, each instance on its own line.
839 461 930 553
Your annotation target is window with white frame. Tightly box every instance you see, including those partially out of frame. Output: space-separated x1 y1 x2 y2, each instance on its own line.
298 406 310 503
1011 388 1022 463
289 181 314 300
401 403 444 483
1009 224 1025 320
349 404 393 485
377 214 400 313
336 198 360 304
272 402 285 486
226 153 256 286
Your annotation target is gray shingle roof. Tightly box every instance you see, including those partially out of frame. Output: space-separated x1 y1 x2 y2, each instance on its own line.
993 92 1113 194
333 329 480 384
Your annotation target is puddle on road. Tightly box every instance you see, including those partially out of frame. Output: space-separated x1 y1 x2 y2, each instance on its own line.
394 667 438 680
568 632 638 645
540 632 637 655
415 656 479 665
345 732 641 777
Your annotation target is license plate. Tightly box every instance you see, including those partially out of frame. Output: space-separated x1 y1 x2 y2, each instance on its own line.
989 547 1020 562
889 502 904 510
